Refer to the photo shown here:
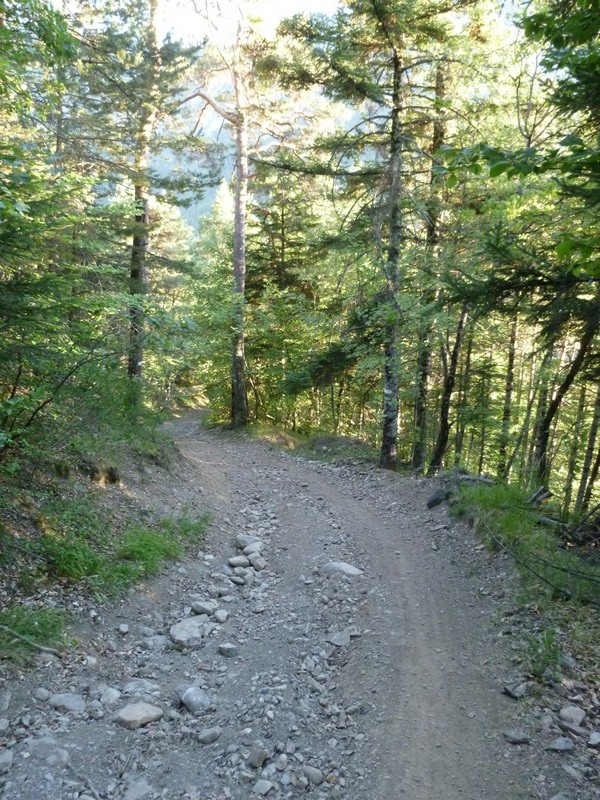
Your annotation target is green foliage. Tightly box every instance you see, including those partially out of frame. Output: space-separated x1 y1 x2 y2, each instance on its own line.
454 482 600 607
115 526 184 575
526 627 562 679
0 604 66 662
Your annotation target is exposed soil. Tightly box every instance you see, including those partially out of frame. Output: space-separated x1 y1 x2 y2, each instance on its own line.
0 411 598 800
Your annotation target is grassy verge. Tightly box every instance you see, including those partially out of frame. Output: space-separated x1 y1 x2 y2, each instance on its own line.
0 491 210 661
453 481 600 676
0 605 67 663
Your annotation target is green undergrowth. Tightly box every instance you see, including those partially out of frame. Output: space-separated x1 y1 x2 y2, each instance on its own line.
453 482 600 605
39 511 209 596
453 481 600 675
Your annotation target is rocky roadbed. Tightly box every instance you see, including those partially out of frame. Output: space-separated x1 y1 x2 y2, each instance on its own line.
0 413 598 800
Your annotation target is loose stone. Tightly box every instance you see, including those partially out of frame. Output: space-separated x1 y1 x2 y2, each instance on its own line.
48 693 87 714
100 688 122 705
34 688 50 702
253 779 274 795
180 687 212 715
323 562 363 576
303 765 324 785
249 555 267 571
547 737 575 752
214 609 229 624
236 534 261 550
115 702 163 730
219 643 238 658
327 629 351 647
503 730 529 745
118 624 130 635
248 744 270 768
170 617 214 648
191 600 218 616
589 731 600 747
197 726 222 744
229 556 250 568
559 706 586 726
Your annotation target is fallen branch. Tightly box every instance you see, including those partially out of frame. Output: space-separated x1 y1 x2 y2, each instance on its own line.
0 624 62 656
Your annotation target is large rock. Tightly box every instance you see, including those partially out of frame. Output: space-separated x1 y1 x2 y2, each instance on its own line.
236 534 261 550
115 702 163 730
559 705 586 726
323 561 363 577
180 686 212 715
191 600 218 616
170 617 214 648
48 693 86 714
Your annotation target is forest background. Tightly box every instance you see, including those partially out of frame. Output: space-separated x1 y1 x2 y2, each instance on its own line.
1 0 600 619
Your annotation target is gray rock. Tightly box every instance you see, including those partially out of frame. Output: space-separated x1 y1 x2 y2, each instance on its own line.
549 794 573 800
589 731 600 747
243 543 263 556
219 643 238 658
115 702 163 729
100 688 121 705
275 754 288 771
123 778 153 800
214 609 229 624
502 682 529 700
118 624 130 635
253 780 274 795
197 726 222 744
0 718 8 732
181 687 212 715
191 600 218 616
236 534 261 550
547 737 575 752
327 629 351 647
123 679 159 696
229 555 250 568
34 688 50 702
323 561 363 576
48 693 86 714
302 765 323 785
249 554 267 571
248 744 269 768
0 749 13 773
170 617 214 648
503 730 530 745
559 706 586 726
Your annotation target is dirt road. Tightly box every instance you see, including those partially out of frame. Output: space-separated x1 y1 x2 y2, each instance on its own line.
0 413 586 800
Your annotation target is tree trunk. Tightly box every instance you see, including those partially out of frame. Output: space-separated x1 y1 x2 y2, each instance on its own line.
533 312 598 484
412 62 446 472
428 304 469 473
230 93 250 427
497 315 518 479
379 49 404 470
128 0 160 381
454 328 473 466
563 384 587 513
582 439 600 513
575 384 600 513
